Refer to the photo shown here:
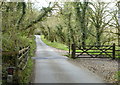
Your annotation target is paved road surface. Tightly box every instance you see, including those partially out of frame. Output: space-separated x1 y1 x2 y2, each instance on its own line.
33 35 105 83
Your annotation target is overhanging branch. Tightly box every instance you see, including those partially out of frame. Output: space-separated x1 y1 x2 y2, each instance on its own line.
23 4 55 30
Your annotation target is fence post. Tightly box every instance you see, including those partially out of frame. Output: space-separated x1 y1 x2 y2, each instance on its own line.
14 52 19 84
71 44 76 59
112 43 115 59
68 43 71 57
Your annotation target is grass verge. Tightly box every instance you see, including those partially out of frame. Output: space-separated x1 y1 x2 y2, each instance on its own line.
41 35 68 51
113 71 120 83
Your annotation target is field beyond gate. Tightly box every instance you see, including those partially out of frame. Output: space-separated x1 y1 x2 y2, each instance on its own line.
71 43 120 59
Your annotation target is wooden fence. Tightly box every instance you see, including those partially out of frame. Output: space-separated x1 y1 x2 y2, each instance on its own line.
71 43 120 59
2 46 30 70
17 46 30 70
2 46 30 83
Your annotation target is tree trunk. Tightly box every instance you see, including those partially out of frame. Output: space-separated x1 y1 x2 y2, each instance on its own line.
96 26 101 45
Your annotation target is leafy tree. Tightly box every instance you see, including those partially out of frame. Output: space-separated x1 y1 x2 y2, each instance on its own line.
110 1 120 46
88 2 112 45
73 1 89 47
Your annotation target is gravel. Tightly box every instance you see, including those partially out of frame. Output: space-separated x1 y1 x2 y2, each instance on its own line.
51 47 119 83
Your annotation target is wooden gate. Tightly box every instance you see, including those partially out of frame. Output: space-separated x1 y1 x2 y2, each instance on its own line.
71 43 116 59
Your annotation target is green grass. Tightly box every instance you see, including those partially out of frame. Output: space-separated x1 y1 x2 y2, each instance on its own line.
116 56 120 58
114 71 120 82
41 35 68 51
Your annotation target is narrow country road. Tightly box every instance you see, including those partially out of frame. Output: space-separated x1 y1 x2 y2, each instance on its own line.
33 35 105 83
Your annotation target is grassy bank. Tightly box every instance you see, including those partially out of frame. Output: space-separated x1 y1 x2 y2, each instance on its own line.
113 71 120 83
41 35 68 51
19 58 34 84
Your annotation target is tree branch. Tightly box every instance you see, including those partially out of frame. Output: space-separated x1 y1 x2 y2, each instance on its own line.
16 2 26 29
23 4 55 30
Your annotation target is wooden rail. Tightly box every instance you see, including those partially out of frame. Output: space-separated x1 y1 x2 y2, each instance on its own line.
71 43 118 59
17 46 30 70
2 46 30 70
